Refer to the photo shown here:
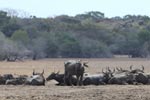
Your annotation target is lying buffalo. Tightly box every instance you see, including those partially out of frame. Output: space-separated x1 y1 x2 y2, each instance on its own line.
83 73 105 85
6 75 28 85
130 65 144 74
25 70 45 86
105 66 148 85
46 71 77 86
130 65 148 84
47 72 105 86
108 72 136 85
0 74 14 85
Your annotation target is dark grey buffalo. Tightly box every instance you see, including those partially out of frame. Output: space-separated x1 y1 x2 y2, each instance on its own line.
25 70 45 86
129 65 144 74
129 65 148 84
108 72 136 85
105 67 137 85
102 68 114 84
46 71 77 86
101 67 135 85
5 75 28 85
0 74 14 85
83 73 105 85
135 73 148 84
106 66 148 85
64 60 88 86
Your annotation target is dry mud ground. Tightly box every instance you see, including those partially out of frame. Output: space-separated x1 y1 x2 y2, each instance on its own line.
0 58 150 100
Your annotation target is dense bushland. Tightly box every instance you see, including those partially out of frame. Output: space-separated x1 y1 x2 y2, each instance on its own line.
0 10 150 60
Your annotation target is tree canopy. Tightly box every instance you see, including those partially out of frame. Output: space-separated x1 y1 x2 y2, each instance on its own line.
0 10 150 60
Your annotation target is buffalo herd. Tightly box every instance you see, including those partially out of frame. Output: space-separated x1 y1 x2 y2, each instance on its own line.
0 60 150 86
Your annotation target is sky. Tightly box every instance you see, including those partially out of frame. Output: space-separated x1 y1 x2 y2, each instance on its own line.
0 0 150 18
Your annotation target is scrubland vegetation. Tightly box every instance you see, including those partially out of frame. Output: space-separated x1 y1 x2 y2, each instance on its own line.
0 10 150 60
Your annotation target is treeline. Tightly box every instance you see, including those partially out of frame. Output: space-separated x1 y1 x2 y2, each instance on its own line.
0 10 150 60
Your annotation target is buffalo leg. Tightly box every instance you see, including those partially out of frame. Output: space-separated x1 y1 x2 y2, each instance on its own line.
64 72 68 86
79 75 83 86
68 75 73 86
76 76 80 86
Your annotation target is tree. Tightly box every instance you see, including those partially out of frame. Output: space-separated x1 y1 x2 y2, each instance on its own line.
138 30 150 44
138 30 150 57
29 37 47 60
2 20 21 37
55 32 81 57
0 11 10 30
79 37 112 58
0 32 22 61
11 30 30 46
59 39 81 57
75 11 105 21
0 32 6 60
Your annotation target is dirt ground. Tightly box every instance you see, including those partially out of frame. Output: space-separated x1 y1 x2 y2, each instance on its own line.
0 58 150 100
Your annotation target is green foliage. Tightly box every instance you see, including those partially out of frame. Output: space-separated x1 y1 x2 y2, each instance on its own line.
45 41 58 58
54 32 81 57
75 11 105 20
38 32 59 58
138 30 150 57
60 38 81 57
0 11 10 29
2 20 21 37
1 10 150 58
11 30 30 46
0 32 6 60
0 32 21 60
138 30 150 43
79 38 112 58
30 37 47 60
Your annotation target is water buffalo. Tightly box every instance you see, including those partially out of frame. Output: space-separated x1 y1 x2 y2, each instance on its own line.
0 74 14 85
129 65 144 74
129 65 148 84
25 70 45 86
108 72 136 85
64 60 88 86
105 67 137 85
106 66 147 85
46 71 77 86
102 68 114 84
83 73 105 85
5 75 28 85
135 73 148 84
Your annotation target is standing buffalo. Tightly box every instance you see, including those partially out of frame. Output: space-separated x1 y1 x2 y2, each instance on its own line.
64 60 88 86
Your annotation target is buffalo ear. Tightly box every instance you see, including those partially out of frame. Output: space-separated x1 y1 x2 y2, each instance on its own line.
107 67 111 72
78 59 82 62
84 61 88 64
83 62 88 67
41 69 44 75
56 71 60 74
113 68 115 73
33 69 35 75
102 68 105 74
141 65 144 71
120 68 123 71
130 65 133 70
116 67 120 71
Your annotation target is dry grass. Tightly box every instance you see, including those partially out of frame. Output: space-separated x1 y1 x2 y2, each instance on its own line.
0 58 150 75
